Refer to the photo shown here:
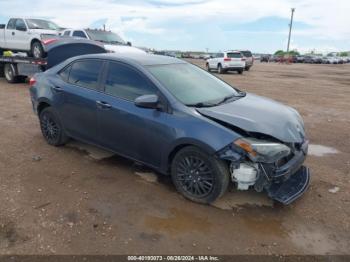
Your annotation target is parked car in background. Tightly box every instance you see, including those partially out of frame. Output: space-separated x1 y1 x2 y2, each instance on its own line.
303 56 314 63
312 56 323 64
296 56 305 63
0 18 61 58
30 52 310 205
206 51 245 74
260 55 270 63
61 28 145 54
239 50 254 71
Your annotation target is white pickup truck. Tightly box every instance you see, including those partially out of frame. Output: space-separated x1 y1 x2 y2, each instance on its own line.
0 18 61 58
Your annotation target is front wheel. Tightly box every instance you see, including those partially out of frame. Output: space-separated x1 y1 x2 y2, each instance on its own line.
171 146 229 204
39 107 69 146
238 69 243 74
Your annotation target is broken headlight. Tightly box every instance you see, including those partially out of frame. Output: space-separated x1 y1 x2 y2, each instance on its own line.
234 137 291 163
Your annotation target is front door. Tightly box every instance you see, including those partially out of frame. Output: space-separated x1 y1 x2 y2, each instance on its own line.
97 61 170 168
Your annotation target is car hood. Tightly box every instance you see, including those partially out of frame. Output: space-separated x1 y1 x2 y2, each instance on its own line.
103 44 146 54
197 93 305 143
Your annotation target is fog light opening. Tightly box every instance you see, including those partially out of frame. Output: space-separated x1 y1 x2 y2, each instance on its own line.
230 162 258 190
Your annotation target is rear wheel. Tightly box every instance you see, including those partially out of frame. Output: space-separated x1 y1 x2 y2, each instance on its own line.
238 69 243 74
4 63 19 83
206 63 211 72
245 66 250 71
39 107 69 146
171 146 229 204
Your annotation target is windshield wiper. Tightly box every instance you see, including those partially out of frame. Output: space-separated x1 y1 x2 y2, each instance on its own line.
187 92 246 108
186 102 217 108
110 40 124 45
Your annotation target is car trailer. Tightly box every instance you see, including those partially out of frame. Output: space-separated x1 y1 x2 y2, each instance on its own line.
0 38 107 83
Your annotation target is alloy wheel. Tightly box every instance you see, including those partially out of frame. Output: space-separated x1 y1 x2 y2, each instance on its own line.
40 113 60 144
175 155 214 197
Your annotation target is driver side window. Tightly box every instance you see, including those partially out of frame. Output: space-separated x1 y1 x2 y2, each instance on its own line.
15 19 26 30
104 62 157 101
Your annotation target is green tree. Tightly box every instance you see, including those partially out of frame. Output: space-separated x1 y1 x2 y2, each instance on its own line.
274 50 285 56
338 52 349 57
274 50 300 56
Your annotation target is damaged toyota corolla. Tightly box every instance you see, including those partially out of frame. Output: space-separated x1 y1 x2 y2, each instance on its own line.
30 53 310 205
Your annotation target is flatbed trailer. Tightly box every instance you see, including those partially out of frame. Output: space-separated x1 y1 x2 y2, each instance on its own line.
0 55 47 83
0 38 106 84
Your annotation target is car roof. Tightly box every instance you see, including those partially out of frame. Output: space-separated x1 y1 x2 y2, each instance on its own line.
71 53 187 66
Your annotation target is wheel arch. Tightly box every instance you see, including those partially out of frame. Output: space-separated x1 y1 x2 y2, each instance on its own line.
37 100 51 115
30 38 41 47
162 138 217 174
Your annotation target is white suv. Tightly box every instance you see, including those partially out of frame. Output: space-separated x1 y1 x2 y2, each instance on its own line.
206 51 246 74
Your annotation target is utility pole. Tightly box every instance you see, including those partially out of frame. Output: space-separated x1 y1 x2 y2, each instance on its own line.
286 8 295 53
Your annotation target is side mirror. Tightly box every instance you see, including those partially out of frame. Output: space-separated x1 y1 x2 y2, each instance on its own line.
127 41 132 46
135 94 159 109
16 25 27 31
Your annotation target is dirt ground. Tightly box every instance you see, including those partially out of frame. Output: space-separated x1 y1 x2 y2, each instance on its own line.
0 61 349 255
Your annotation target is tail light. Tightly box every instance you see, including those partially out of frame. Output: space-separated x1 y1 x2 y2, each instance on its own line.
29 77 36 87
224 58 231 61
42 38 58 45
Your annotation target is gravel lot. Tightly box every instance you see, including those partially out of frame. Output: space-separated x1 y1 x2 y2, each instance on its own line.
0 61 349 255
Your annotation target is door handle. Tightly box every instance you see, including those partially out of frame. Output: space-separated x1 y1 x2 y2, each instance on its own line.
51 86 63 93
12 32 15 36
96 101 111 109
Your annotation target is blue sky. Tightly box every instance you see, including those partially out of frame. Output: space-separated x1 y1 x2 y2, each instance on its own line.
0 0 349 53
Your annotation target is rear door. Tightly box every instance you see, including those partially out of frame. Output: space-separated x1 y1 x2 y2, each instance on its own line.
55 59 105 143
226 52 244 67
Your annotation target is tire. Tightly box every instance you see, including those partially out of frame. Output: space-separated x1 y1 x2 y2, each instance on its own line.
30 41 45 58
39 107 69 146
206 63 211 72
171 146 230 204
245 66 250 71
217 64 224 74
238 70 243 74
4 63 19 83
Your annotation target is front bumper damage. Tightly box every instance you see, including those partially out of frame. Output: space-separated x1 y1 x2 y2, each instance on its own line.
218 140 311 205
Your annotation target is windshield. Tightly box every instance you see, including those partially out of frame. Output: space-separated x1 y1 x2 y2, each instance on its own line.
86 30 126 44
147 63 242 106
26 19 60 30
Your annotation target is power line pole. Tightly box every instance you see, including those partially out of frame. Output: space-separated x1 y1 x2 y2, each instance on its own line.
286 8 295 53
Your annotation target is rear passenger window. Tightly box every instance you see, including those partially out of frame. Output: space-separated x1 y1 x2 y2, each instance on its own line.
73 31 87 38
68 60 102 90
59 65 71 82
104 62 156 101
